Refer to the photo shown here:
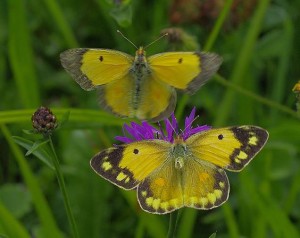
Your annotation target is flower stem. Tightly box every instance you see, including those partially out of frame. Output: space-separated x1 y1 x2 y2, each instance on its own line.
167 210 181 238
48 136 80 238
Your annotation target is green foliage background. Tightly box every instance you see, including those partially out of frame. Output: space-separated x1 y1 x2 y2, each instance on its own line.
1 0 300 237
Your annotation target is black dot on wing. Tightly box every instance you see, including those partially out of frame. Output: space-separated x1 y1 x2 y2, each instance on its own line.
178 58 183 64
218 134 224 140
133 149 139 154
99 56 104 62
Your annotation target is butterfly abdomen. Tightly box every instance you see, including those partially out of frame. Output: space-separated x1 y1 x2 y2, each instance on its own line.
129 47 152 110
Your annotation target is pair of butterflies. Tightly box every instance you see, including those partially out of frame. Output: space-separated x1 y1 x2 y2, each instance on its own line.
60 35 268 214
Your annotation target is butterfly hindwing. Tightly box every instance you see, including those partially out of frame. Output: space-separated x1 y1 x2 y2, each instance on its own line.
98 74 135 118
187 126 269 171
137 156 230 214
137 159 184 214
90 140 170 190
60 48 133 90
135 76 177 121
182 158 229 210
148 52 222 94
99 73 177 121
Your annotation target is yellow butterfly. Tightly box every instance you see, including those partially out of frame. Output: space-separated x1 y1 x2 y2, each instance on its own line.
90 119 268 214
60 33 222 121
293 81 300 94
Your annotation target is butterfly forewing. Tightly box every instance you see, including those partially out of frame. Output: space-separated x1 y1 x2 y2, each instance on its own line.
149 52 222 94
186 126 269 171
90 140 170 190
60 49 133 90
90 146 138 189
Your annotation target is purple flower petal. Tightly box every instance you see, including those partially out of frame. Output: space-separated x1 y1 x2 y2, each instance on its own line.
171 113 178 133
184 107 196 130
114 136 133 143
165 119 174 142
183 125 211 140
115 108 211 144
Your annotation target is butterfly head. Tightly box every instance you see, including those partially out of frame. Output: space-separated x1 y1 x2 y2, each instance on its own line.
134 47 147 64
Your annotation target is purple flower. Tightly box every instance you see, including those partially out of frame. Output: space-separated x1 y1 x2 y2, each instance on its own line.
115 107 211 144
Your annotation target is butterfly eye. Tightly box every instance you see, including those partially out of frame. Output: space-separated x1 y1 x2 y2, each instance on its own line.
218 134 224 140
133 148 139 154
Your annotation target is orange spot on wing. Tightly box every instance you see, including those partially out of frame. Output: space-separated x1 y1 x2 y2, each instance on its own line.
199 172 210 183
154 177 166 187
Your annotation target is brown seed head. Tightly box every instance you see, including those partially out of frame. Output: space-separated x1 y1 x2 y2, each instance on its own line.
32 106 57 136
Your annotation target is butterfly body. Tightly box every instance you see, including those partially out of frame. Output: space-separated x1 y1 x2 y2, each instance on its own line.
60 47 222 121
128 47 152 111
91 126 269 214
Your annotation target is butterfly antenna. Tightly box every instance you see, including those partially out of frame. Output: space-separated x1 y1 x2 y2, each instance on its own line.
168 119 179 137
180 115 200 135
144 33 168 50
117 30 138 49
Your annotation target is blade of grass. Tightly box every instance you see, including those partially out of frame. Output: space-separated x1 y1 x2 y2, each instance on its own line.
270 17 293 120
176 0 234 120
0 1 5 86
0 108 129 126
1 124 63 238
214 74 299 119
251 216 267 238
177 209 197 238
94 0 125 47
167 210 181 238
214 0 271 126
284 164 300 213
47 136 79 238
8 0 40 108
42 0 78 48
0 201 31 238
120 190 166 238
203 0 234 51
222 203 239 238
240 172 299 237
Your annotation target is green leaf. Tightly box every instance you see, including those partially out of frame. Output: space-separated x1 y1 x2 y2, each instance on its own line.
0 201 31 238
0 184 31 219
0 234 9 238
108 0 132 27
25 139 50 156
12 136 54 170
209 232 217 238
8 0 40 108
1 125 62 238
56 110 70 130
22 129 37 135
